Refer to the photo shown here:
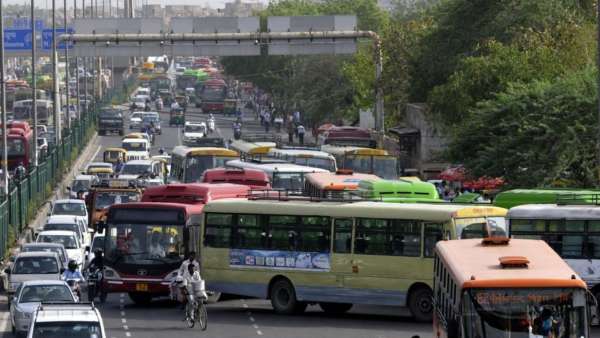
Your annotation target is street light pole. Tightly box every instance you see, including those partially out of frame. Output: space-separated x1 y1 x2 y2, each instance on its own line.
52 0 61 144
31 0 38 167
74 0 80 121
64 0 70 130
0 0 9 195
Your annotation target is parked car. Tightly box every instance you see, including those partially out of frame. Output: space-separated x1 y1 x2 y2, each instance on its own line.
10 280 77 335
4 252 63 305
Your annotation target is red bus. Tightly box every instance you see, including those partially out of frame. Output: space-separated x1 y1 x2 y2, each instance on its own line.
5 121 34 171
103 183 251 304
201 168 271 189
196 78 227 113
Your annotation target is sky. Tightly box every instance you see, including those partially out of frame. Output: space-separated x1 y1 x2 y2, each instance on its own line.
6 0 269 8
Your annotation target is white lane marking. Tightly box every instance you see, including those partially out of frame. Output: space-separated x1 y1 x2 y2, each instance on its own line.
242 303 248 308
120 293 124 298
249 316 255 322
120 298 124 303
91 145 102 162
252 324 259 329
123 325 129 330
121 318 127 324
120 311 125 316
120 304 124 310
257 330 263 336
177 126 182 145
126 332 131 337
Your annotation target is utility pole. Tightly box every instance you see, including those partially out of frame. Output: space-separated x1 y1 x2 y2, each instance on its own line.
52 0 61 144
74 0 80 120
64 0 70 130
597 1 600 177
31 0 38 167
0 0 8 195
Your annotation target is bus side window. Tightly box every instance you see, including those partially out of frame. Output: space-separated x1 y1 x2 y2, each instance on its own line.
301 216 330 253
333 218 352 254
204 213 232 248
424 223 444 258
356 219 388 255
390 220 420 257
234 214 262 250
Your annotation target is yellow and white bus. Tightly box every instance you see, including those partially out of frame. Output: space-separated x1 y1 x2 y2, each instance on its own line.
170 146 238 183
269 148 337 172
199 199 507 319
433 238 591 338
320 145 398 179
229 140 275 161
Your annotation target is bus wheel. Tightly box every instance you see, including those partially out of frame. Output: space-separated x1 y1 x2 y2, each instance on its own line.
128 292 152 305
408 287 433 322
319 302 353 314
270 279 306 314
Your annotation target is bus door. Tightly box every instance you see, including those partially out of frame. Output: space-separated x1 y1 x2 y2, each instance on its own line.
331 218 354 290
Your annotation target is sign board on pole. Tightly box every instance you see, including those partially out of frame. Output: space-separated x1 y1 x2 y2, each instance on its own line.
4 29 33 51
42 28 74 50
268 15 357 55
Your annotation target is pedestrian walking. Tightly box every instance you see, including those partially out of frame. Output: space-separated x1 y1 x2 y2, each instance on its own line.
297 124 305 145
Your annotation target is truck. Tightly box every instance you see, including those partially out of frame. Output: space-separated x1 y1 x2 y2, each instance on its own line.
97 108 124 136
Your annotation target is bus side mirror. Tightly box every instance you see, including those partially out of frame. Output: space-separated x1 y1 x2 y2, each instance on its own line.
447 319 459 338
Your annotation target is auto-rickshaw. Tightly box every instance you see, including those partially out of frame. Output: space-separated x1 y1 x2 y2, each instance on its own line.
86 167 114 182
224 99 238 116
103 148 127 165
169 108 185 126
175 95 189 110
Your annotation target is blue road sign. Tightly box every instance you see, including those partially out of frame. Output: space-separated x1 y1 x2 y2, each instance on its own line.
6 18 44 30
4 29 33 51
42 28 73 50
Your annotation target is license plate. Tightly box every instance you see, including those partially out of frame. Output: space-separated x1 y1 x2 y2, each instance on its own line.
135 283 148 292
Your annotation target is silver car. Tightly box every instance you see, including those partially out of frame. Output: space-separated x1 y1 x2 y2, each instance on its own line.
10 280 76 335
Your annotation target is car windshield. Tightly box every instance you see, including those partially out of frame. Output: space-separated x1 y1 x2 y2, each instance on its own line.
38 235 78 249
53 203 86 216
94 191 140 209
454 217 507 239
122 142 146 151
33 322 102 338
44 223 79 236
71 180 91 192
121 164 151 175
272 172 305 191
463 288 587 338
184 156 237 183
130 113 142 120
185 125 205 133
21 246 65 262
105 224 185 265
13 256 59 274
19 285 73 303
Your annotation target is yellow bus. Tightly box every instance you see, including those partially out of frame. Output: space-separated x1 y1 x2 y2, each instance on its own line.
169 146 238 183
229 140 275 161
199 199 507 319
433 238 591 338
320 145 398 179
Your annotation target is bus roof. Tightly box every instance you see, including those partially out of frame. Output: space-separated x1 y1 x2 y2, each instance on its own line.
359 179 439 199
142 183 250 204
269 148 335 160
171 145 238 158
320 145 389 157
435 238 586 289
109 201 205 216
202 168 270 186
507 204 600 220
305 171 380 191
226 160 328 174
204 198 507 222
493 188 600 209
230 140 275 155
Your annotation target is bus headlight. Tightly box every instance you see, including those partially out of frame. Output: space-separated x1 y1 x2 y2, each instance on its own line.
163 269 179 282
103 266 121 279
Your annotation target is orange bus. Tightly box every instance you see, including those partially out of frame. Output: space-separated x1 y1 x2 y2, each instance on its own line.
432 238 591 338
303 171 379 199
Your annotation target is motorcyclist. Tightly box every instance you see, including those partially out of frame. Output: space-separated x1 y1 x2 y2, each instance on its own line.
62 260 85 282
207 114 215 133
232 120 242 140
114 157 124 174
171 100 180 112
88 249 104 271
158 148 165 155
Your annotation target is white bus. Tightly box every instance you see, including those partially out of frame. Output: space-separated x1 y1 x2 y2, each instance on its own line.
507 203 600 307
268 148 337 172
226 160 327 191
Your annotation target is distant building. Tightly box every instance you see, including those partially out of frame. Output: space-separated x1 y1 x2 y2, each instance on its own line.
378 0 396 11
222 0 265 17
142 4 163 17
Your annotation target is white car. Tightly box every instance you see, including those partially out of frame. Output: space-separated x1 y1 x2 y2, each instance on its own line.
118 159 165 186
43 215 91 249
27 303 106 338
36 230 84 268
183 122 207 146
4 252 63 304
10 280 77 335
122 138 150 161
68 174 98 199
49 199 89 229
129 111 144 130
131 95 149 110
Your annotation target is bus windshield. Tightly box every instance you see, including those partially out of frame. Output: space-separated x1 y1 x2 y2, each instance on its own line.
373 156 398 179
293 157 336 172
201 86 226 100
184 156 237 182
454 217 507 239
272 172 305 191
122 142 146 151
105 223 185 265
463 288 587 338
1 139 26 156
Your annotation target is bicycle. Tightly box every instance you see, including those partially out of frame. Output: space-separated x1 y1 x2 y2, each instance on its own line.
184 289 208 330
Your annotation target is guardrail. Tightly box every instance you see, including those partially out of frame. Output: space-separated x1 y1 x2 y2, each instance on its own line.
0 75 138 261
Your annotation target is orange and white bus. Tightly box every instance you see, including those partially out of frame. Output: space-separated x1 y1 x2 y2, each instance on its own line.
304 171 379 199
433 238 591 338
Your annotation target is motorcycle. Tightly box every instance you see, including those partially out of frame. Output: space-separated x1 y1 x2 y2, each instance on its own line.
66 278 83 300
207 118 215 134
87 267 107 303
233 126 242 140
156 100 164 111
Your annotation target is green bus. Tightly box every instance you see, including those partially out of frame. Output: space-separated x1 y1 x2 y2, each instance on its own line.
176 69 208 93
493 189 600 209
199 199 507 320
358 179 439 200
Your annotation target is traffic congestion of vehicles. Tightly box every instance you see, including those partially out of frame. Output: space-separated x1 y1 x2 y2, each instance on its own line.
2 55 598 338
